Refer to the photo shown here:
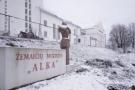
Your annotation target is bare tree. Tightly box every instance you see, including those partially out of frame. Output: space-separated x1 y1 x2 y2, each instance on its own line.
128 23 135 48
109 24 131 53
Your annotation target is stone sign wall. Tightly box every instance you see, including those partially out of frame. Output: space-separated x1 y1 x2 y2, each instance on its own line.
0 47 66 90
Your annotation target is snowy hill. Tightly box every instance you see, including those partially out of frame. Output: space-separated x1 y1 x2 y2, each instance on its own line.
70 45 118 65
17 44 135 90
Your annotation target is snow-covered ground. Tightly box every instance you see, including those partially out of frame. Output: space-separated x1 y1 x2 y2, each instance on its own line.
1 37 135 90
0 36 60 49
17 45 135 90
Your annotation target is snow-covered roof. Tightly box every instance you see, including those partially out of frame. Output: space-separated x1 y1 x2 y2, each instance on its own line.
65 20 81 29
39 8 81 29
40 8 63 21
82 23 105 33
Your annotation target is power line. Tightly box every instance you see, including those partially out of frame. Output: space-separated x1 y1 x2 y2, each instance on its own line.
0 12 58 29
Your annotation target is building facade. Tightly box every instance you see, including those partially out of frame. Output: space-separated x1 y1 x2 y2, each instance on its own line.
0 0 81 45
39 8 81 44
80 23 106 47
0 0 43 36
0 0 105 47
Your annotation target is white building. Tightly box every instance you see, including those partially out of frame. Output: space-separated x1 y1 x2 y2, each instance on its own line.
39 8 63 41
0 0 105 47
39 8 81 44
64 20 81 44
0 0 43 36
0 0 81 45
80 23 106 47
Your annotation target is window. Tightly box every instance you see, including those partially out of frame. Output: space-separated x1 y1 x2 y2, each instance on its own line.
74 29 77 35
29 0 31 9
57 25 60 39
25 22 28 32
25 2 27 8
29 23 32 29
5 0 7 3
4 0 7 14
25 23 28 28
44 20 47 26
44 31 47 37
29 4 31 9
29 24 31 27
25 16 27 21
25 9 28 14
78 39 80 43
29 10 31 15
5 4 7 7
29 17 31 22
53 24 56 39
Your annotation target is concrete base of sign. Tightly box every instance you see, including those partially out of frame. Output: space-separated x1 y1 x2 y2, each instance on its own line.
0 47 66 90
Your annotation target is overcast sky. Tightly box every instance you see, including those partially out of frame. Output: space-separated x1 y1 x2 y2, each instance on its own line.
43 0 135 36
